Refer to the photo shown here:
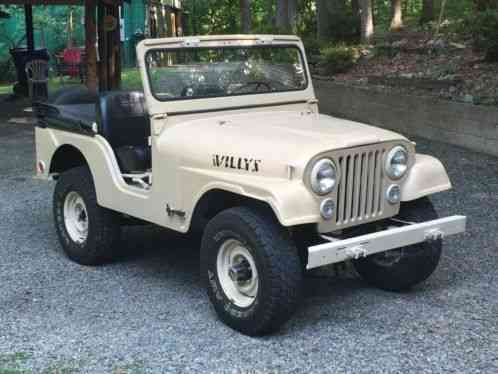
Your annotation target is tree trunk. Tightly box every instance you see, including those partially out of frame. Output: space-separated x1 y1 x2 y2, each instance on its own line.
276 0 289 32
434 0 447 37
352 0 359 18
359 0 374 43
317 0 347 40
316 0 328 40
352 0 361 37
84 0 97 92
264 0 274 29
239 0 252 34
420 0 434 24
288 0 297 32
390 0 403 31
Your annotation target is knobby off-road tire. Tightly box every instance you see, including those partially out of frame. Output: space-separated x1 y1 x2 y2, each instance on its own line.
201 207 303 336
53 166 120 265
353 197 442 291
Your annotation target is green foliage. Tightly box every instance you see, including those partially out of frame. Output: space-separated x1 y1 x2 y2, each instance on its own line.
183 0 317 37
183 0 240 35
295 0 317 38
324 12 360 43
466 9 498 61
302 38 326 58
121 68 143 91
319 45 359 75
0 5 25 82
0 4 85 83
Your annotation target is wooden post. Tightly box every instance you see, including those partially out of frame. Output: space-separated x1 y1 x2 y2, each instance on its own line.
144 1 150 36
109 3 121 90
24 4 34 51
170 11 176 36
165 6 172 37
97 1 121 91
175 9 183 36
85 0 98 92
97 2 108 91
156 4 166 37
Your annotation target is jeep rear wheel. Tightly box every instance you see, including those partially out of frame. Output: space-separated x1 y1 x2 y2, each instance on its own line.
353 197 442 291
53 166 120 265
200 207 303 336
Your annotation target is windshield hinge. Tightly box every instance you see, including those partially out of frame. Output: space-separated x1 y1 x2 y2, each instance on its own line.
307 98 319 104
183 38 200 47
152 113 168 136
257 36 274 45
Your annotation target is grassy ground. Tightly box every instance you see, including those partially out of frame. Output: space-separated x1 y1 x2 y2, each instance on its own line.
0 85 11 95
0 68 143 97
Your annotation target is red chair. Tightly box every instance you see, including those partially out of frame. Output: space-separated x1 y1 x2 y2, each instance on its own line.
56 48 86 83
63 48 81 77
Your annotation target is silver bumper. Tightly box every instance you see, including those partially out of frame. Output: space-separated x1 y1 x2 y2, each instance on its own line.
307 215 467 270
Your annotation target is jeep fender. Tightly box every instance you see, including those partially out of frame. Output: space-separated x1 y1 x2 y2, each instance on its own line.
183 167 321 229
37 128 160 225
401 154 451 201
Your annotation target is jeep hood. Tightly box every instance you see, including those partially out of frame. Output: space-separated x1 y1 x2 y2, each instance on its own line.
174 110 407 167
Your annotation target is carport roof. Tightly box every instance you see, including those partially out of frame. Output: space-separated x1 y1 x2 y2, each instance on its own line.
0 1 125 4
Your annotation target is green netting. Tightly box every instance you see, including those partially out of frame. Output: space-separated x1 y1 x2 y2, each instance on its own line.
122 0 146 68
0 1 146 81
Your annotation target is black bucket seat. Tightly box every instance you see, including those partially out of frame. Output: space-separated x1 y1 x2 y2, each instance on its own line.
96 91 151 173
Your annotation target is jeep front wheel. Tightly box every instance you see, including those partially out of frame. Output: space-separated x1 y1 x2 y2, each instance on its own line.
200 207 303 336
353 197 442 291
53 166 120 265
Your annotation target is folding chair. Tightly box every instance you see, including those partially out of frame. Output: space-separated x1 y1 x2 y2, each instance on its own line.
25 59 49 101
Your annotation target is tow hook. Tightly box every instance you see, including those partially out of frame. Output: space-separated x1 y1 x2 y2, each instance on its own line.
346 246 368 260
425 229 444 242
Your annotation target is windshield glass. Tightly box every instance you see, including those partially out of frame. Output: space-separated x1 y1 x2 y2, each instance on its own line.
145 45 307 101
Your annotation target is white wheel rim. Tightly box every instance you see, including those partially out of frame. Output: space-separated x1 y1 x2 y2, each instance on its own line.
216 239 259 308
63 191 89 244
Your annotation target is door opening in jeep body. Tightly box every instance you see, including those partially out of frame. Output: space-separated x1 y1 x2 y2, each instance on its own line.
104 43 308 189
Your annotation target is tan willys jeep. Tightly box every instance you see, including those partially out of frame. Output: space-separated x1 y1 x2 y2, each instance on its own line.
35 35 466 336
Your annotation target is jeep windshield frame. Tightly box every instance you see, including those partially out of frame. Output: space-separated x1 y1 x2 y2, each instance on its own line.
144 44 309 103
137 35 316 116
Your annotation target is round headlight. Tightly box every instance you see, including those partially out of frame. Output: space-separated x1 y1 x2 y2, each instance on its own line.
310 158 337 195
385 146 409 180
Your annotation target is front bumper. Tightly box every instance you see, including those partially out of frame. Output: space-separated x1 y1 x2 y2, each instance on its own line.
307 215 467 269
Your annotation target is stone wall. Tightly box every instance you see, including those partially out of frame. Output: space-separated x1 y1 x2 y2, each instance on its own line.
314 79 498 157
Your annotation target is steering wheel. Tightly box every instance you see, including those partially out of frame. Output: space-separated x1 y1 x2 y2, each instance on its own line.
232 81 272 93
181 86 196 97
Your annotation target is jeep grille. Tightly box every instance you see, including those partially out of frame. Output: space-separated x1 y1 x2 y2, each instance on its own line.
336 147 386 225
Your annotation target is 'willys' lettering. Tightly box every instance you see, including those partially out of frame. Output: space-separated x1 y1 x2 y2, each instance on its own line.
212 154 261 173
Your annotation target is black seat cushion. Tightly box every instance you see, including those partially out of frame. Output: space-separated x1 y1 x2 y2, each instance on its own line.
96 91 150 149
115 145 151 174
96 91 151 172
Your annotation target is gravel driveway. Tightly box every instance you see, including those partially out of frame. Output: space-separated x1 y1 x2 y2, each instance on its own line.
0 122 497 374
